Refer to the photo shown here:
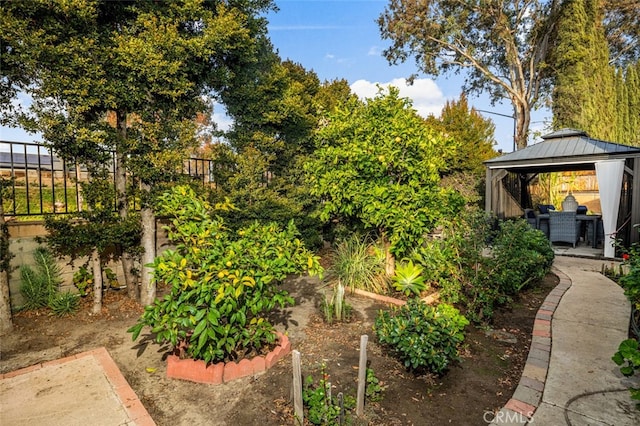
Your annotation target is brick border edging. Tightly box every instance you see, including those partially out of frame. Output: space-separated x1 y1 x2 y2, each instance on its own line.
0 347 156 426
489 266 571 425
166 331 291 385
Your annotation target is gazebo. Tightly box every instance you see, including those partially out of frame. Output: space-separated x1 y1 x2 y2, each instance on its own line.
484 129 640 258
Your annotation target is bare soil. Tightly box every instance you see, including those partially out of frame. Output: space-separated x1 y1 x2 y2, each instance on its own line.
0 273 558 425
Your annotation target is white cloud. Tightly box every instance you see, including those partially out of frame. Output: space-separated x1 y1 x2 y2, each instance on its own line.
350 78 446 118
325 53 335 60
367 46 380 56
212 103 232 132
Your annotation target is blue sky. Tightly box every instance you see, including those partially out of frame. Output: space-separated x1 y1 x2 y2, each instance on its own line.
0 0 550 153
264 0 551 152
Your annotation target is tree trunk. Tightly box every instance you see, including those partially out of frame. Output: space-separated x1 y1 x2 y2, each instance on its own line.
139 197 156 306
75 163 84 212
514 98 531 151
115 110 139 301
382 232 395 277
0 200 13 334
91 248 102 315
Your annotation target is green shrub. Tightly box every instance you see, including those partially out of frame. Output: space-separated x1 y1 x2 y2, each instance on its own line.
619 232 640 309
413 212 554 324
301 363 381 425
48 291 80 316
612 339 640 408
19 247 61 310
489 219 554 295
73 265 93 296
128 185 323 363
374 300 469 375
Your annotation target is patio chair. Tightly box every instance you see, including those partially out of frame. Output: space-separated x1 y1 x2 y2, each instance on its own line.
586 219 605 248
523 209 537 229
548 211 581 248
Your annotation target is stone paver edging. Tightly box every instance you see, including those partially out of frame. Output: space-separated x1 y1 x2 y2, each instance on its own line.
489 266 571 425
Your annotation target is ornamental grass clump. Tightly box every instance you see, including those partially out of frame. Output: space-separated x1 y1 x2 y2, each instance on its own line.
128 186 323 363
374 300 469 375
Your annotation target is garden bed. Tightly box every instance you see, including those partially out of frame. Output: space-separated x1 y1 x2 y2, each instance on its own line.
0 272 558 425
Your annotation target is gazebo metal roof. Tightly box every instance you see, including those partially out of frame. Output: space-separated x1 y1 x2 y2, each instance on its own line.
484 129 640 173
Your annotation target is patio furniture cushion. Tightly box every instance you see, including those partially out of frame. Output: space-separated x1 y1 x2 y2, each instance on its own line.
538 204 556 214
548 211 581 248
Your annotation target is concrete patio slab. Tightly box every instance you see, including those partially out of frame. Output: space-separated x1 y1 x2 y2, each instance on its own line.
0 347 154 426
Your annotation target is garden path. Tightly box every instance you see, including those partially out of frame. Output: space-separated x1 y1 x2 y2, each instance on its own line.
491 255 640 425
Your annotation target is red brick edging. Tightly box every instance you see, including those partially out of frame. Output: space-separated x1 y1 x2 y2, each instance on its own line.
491 266 572 424
166 331 291 385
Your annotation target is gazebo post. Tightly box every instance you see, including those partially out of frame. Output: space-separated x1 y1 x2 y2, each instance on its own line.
485 167 492 214
632 158 640 244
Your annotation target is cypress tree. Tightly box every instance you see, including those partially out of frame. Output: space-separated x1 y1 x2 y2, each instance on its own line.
552 0 616 140
627 62 640 146
552 0 590 131
614 68 629 143
584 0 616 141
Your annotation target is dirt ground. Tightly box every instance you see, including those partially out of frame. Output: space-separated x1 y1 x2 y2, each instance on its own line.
0 272 558 426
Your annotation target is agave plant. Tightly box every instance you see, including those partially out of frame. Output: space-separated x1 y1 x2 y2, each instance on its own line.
392 260 427 297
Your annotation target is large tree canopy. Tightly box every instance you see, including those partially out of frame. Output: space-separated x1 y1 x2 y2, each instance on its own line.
0 0 274 305
378 0 559 150
305 88 465 274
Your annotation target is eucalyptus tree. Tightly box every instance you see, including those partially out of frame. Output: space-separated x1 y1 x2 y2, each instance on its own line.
1 0 274 305
603 0 640 66
378 0 560 150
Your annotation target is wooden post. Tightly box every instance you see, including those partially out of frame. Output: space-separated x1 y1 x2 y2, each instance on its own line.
356 334 368 416
337 392 344 425
292 350 304 425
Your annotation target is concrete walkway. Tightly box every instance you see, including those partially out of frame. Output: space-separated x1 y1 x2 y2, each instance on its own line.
0 347 155 426
492 255 640 425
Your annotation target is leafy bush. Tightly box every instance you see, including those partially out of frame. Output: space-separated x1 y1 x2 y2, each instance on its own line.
619 229 640 309
128 185 323 363
19 247 62 310
410 211 554 323
302 363 381 425
612 339 640 408
73 266 93 296
489 219 554 295
374 300 469 375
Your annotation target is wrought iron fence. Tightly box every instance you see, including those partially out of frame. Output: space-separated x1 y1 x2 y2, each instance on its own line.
0 140 219 217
